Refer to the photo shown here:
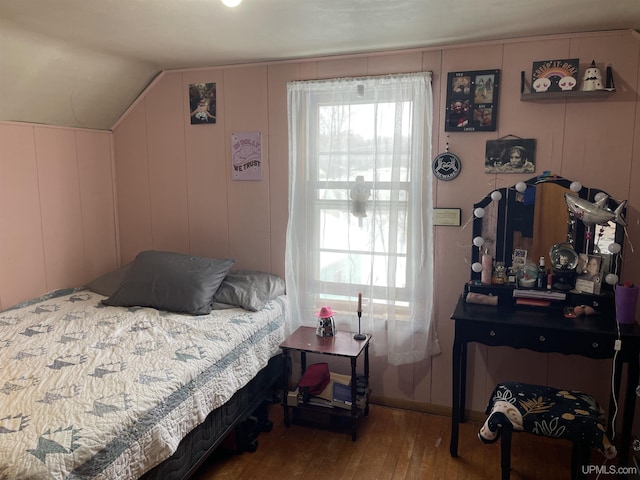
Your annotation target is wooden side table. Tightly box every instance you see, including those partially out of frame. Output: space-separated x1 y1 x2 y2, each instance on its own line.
280 326 371 441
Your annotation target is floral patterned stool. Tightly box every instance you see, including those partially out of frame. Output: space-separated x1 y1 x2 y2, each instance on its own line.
478 382 617 480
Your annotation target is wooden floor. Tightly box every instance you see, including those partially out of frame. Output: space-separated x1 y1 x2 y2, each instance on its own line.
190 403 612 480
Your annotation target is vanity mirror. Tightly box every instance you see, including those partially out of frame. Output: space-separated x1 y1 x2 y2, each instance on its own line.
470 175 626 292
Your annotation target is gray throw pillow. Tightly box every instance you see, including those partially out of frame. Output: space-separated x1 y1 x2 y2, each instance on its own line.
213 270 285 311
103 250 235 315
85 264 131 297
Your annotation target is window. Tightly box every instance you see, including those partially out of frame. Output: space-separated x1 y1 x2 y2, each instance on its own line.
286 73 440 365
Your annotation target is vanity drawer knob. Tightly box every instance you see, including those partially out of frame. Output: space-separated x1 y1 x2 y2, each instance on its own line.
489 330 496 337
539 336 545 342
592 342 599 348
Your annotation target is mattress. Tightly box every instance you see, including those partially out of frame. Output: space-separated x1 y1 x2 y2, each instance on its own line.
0 288 287 480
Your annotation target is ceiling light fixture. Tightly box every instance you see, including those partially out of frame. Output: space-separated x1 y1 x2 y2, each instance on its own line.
221 0 242 7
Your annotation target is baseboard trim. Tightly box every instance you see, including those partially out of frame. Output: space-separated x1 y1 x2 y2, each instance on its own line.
369 395 486 423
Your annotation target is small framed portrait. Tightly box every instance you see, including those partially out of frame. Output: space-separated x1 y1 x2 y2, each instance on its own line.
485 138 536 174
575 254 604 294
512 248 527 268
189 82 216 124
445 69 500 132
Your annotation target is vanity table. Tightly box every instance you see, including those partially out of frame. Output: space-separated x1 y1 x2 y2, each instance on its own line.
449 293 640 467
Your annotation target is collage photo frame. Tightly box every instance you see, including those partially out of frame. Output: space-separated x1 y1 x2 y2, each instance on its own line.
445 69 500 132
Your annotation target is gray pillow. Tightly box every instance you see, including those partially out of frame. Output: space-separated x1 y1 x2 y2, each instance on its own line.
213 270 285 311
85 264 131 297
103 251 235 315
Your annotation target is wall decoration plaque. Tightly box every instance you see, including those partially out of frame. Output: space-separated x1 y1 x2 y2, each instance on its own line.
231 131 262 181
531 58 579 93
432 151 462 181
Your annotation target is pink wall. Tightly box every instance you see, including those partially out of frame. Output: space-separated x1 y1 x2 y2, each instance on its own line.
111 30 640 413
0 122 117 310
1 29 638 416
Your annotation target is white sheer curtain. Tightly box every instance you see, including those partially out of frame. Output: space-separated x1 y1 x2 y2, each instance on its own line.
285 72 439 365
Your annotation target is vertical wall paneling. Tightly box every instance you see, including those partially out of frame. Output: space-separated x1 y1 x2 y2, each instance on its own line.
0 123 47 307
223 66 271 271
113 103 153 264
182 70 231 260
623 41 640 287
266 63 302 278
76 129 118 281
144 72 190 254
34 127 86 291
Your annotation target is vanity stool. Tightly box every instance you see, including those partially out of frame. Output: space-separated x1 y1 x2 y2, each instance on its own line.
478 381 617 480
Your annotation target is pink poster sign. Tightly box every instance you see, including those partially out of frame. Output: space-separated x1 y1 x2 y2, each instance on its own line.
231 131 262 181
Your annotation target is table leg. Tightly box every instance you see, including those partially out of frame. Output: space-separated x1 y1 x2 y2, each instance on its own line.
450 337 465 457
619 353 639 467
282 349 290 427
351 356 357 441
364 343 370 417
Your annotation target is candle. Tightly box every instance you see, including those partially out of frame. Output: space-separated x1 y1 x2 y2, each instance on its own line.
357 293 362 313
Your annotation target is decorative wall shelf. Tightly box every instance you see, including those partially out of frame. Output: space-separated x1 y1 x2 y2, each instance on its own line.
521 89 616 101
519 69 616 102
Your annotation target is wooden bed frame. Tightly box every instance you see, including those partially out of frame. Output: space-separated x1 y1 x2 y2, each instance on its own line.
140 354 283 479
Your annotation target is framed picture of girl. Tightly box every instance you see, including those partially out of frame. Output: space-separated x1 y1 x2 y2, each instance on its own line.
575 253 604 294
445 69 500 132
485 138 537 174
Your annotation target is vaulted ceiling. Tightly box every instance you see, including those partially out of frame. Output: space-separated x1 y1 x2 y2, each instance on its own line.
1 0 639 130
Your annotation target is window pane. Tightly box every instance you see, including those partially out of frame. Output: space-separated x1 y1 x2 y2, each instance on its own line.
319 251 406 288
312 96 415 300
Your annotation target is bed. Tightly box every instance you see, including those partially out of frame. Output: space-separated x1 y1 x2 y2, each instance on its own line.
0 250 287 480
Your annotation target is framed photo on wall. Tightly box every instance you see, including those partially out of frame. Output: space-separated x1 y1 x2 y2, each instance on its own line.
189 82 216 124
485 138 536 174
445 69 500 132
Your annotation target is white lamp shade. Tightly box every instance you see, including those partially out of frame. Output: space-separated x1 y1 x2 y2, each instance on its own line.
221 0 242 6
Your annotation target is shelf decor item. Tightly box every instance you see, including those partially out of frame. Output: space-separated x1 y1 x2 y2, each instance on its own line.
531 58 579 93
315 306 336 337
581 60 604 91
444 69 500 132
354 293 366 340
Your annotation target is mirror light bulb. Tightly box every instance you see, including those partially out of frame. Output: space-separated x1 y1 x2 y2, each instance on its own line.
473 236 485 247
473 207 485 218
491 191 502 201
605 273 619 285
594 192 608 202
515 182 527 193
471 262 483 273
608 242 622 254
570 181 582 192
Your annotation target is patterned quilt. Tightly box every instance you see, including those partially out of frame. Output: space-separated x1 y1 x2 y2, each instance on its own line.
0 289 287 479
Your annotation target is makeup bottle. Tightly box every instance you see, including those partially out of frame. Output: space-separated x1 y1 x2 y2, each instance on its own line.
537 257 546 289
